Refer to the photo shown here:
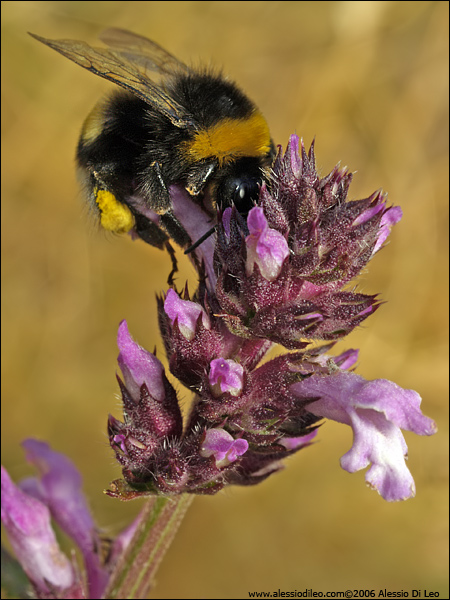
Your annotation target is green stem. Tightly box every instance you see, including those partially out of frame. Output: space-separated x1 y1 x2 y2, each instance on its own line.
105 494 194 599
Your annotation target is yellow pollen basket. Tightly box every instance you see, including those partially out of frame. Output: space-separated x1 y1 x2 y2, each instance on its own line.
182 112 271 166
95 189 135 233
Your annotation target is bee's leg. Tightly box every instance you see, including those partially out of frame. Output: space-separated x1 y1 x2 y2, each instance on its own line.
141 161 172 214
185 162 217 196
165 241 178 286
159 212 191 250
142 162 200 250
133 212 170 248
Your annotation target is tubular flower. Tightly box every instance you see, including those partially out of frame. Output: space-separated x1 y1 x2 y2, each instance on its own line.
1 466 78 599
291 372 437 501
1 440 138 599
105 135 435 501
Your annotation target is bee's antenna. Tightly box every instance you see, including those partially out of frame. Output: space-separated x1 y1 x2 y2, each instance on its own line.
184 225 217 255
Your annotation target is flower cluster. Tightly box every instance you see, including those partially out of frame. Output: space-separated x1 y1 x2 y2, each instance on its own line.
1 134 438 599
106 135 436 501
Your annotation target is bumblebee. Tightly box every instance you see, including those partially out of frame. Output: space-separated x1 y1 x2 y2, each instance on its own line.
30 29 275 259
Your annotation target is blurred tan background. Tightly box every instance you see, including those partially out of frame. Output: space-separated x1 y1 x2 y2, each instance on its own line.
2 1 448 598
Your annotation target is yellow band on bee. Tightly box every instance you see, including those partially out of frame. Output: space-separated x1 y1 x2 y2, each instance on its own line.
181 112 271 166
95 189 135 233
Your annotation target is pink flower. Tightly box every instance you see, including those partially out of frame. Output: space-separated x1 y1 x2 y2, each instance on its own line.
245 207 289 281
292 372 437 501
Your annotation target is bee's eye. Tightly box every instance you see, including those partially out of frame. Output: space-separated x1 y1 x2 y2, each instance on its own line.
215 158 265 215
224 176 260 214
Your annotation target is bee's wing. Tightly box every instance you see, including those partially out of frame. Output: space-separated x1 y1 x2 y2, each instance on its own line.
29 33 194 129
98 28 190 76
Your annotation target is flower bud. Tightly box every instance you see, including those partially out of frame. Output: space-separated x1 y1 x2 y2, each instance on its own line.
117 319 165 402
164 288 210 341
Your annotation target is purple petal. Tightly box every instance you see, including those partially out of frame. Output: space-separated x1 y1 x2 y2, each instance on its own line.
221 207 232 237
352 201 385 227
169 184 217 287
286 134 302 177
291 372 436 501
227 438 249 462
117 319 165 402
373 206 403 254
1 465 75 594
209 358 244 396
279 429 318 450
245 207 289 281
164 288 210 341
333 349 359 370
200 428 249 467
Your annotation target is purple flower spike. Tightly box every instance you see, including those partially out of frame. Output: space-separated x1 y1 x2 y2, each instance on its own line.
118 319 165 402
164 288 210 341
200 428 249 467
101 135 435 500
209 358 244 396
213 137 398 348
245 206 289 281
292 372 437 501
